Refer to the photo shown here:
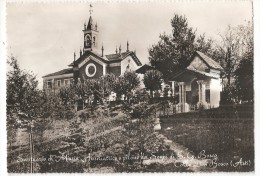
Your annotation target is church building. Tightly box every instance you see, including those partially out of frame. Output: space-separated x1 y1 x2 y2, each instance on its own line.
136 51 223 112
42 5 142 92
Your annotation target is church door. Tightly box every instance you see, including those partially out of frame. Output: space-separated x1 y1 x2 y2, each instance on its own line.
190 79 199 106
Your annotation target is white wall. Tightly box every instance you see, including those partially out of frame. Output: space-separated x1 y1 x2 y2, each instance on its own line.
210 78 222 108
120 56 139 75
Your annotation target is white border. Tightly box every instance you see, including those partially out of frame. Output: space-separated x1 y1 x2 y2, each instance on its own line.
1 1 259 176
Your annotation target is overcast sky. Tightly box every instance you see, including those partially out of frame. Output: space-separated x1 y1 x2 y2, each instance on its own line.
6 1 252 89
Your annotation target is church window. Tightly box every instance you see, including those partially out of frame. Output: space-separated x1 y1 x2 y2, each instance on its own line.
85 63 96 77
85 35 91 46
47 81 52 89
57 80 61 87
64 79 70 86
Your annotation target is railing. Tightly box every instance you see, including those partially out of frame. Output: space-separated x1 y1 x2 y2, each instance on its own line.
156 103 216 117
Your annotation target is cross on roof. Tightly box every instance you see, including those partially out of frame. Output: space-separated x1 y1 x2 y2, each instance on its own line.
89 4 93 16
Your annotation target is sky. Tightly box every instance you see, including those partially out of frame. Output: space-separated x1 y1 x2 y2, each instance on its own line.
6 1 253 89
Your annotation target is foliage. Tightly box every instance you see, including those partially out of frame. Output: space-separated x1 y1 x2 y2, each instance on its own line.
6 56 48 132
59 85 75 105
143 70 163 97
148 14 213 79
7 56 41 117
215 21 253 104
215 22 253 87
234 57 253 103
112 77 129 100
122 71 140 93
112 71 140 100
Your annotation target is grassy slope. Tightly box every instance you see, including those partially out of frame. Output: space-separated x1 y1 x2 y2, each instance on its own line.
160 117 254 172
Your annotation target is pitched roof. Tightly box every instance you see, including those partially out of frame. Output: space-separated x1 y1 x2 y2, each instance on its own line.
42 68 73 78
170 68 218 82
68 50 142 67
105 51 142 66
135 64 155 74
68 51 107 67
87 16 94 30
186 67 219 79
195 51 223 70
105 52 131 61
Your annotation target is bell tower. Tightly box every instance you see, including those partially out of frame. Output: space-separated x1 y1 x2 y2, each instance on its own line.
83 4 98 52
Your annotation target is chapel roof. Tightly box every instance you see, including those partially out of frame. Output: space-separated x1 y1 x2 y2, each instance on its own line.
169 68 219 82
135 64 155 74
42 68 73 78
195 51 223 70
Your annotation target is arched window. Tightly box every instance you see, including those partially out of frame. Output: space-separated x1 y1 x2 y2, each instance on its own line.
85 35 91 46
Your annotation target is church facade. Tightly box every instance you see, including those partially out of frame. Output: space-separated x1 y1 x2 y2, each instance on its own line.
42 8 142 92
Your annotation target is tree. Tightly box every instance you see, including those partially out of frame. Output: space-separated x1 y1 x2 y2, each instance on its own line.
122 71 140 99
215 22 253 87
214 21 253 104
234 48 253 103
7 56 46 172
7 56 44 125
112 77 129 100
112 72 140 100
59 85 75 105
143 70 163 98
123 71 140 91
148 14 213 80
214 25 241 87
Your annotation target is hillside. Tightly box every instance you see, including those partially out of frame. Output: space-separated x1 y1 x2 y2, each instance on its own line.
8 103 187 173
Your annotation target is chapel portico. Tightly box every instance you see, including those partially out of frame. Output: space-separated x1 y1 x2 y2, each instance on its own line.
170 51 223 113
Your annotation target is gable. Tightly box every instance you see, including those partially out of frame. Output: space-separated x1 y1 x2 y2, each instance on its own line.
187 55 209 72
79 58 104 80
78 55 106 68
121 55 139 75
195 51 223 70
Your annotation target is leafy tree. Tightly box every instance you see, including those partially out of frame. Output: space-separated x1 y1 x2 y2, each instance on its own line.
214 25 241 87
112 77 129 100
112 72 140 100
123 71 140 92
143 70 163 98
234 52 253 103
99 74 116 97
148 14 213 79
59 85 75 105
215 22 253 87
7 56 45 127
214 21 253 104
7 56 50 173
194 34 214 57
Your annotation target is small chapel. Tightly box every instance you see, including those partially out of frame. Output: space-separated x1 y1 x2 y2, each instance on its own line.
42 5 142 92
136 51 223 112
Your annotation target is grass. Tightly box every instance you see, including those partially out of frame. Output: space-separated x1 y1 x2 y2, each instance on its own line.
160 117 254 172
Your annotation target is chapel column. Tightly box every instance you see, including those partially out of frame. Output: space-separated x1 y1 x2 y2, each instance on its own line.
170 81 175 96
178 82 185 112
197 80 206 107
178 82 183 104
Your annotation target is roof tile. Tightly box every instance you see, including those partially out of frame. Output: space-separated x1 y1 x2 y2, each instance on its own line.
196 51 223 70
